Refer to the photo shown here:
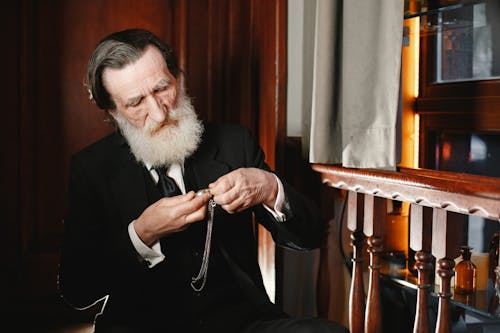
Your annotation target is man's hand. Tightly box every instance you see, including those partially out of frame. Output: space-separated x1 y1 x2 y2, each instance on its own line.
208 168 278 214
134 191 212 246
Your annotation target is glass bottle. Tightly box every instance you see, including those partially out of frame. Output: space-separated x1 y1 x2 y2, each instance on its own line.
385 201 409 254
384 200 408 270
455 246 477 294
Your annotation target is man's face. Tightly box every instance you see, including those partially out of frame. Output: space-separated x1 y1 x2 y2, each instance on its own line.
101 45 203 167
103 45 178 132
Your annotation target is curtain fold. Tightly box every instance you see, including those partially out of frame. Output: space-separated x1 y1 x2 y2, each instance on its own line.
305 0 404 169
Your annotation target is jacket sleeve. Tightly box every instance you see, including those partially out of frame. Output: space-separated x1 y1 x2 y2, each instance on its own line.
240 127 324 250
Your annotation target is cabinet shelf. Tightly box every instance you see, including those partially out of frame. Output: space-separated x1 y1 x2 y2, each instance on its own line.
381 264 500 320
404 0 484 19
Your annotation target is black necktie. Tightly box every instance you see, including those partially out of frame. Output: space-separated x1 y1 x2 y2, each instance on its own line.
155 167 182 197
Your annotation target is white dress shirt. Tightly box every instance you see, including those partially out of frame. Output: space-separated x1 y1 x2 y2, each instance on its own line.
128 163 287 268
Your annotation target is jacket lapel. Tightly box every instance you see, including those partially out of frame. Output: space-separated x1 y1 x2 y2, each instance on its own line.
108 130 231 224
109 135 151 223
186 142 230 192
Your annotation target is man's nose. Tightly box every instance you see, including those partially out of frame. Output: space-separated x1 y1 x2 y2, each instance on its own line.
147 96 166 123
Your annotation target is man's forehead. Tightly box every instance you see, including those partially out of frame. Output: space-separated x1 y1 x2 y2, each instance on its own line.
102 46 174 100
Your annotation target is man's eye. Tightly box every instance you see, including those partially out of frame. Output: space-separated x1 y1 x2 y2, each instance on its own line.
154 85 168 93
128 98 143 108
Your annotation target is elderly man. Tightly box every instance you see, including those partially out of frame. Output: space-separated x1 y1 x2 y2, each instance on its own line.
59 28 347 333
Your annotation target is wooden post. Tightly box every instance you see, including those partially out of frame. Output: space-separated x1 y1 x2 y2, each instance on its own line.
431 208 462 333
347 191 365 333
364 195 386 333
409 204 433 333
310 163 500 333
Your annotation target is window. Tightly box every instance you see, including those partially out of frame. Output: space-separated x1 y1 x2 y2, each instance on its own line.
404 0 500 255
405 0 500 170
429 1 500 83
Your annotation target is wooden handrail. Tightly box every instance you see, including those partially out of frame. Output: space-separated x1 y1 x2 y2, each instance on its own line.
312 163 500 333
312 164 500 220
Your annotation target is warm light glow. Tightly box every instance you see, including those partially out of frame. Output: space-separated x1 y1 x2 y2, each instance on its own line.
471 252 489 291
414 114 420 168
412 18 420 99
442 141 452 161
412 18 420 168
401 17 420 169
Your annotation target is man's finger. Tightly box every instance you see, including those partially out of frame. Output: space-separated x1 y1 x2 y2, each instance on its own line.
208 177 233 196
184 205 208 224
213 185 241 206
170 192 211 218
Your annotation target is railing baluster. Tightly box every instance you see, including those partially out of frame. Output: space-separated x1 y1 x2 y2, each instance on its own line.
435 257 454 333
414 251 433 333
410 204 433 333
431 208 462 333
311 163 500 333
364 195 386 333
347 191 365 333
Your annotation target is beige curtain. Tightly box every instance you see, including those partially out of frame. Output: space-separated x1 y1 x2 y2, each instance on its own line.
304 0 404 169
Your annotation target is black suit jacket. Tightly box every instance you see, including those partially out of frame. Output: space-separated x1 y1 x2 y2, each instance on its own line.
59 123 323 332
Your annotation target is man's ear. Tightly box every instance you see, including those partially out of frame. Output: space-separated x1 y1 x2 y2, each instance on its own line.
107 108 118 119
104 109 119 125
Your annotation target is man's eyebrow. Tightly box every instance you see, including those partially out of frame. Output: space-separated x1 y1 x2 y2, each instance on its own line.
125 95 143 107
124 79 171 107
153 79 170 90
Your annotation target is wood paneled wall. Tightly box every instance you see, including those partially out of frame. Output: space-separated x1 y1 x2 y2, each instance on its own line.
2 0 286 327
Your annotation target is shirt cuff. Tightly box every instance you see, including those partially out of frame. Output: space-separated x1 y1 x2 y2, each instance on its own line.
262 174 287 222
128 221 165 268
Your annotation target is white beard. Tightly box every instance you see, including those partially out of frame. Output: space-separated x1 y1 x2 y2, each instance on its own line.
114 94 204 168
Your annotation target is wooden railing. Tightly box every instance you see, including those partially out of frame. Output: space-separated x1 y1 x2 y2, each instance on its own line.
312 164 500 333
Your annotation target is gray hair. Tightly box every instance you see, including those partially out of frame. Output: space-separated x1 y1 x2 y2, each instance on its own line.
86 29 179 110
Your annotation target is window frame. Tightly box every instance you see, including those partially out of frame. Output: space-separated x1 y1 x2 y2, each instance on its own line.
415 13 500 168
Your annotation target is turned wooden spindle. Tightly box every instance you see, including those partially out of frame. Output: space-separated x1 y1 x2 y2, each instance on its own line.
349 229 365 333
435 258 455 333
364 196 386 333
410 204 433 333
311 164 500 333
431 208 462 333
347 191 365 333
413 251 433 333
365 236 383 333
